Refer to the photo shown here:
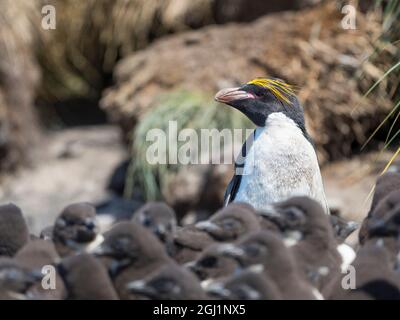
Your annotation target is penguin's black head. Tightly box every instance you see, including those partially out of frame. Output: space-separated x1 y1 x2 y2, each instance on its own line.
215 78 306 131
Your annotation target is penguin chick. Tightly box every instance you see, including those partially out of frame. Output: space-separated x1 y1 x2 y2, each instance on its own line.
53 203 103 257
132 202 177 253
171 203 259 264
365 192 400 239
14 240 66 299
15 239 60 267
359 173 400 242
216 78 328 213
185 244 238 281
361 192 400 264
205 269 282 300
258 197 344 290
194 203 261 242
329 214 359 243
91 221 171 299
126 263 207 300
218 231 320 300
370 172 400 214
360 190 400 240
256 212 281 233
171 225 215 264
326 239 400 300
0 204 29 257
58 253 118 300
0 258 42 300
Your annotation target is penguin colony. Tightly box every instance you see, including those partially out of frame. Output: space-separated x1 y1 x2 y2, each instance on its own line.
0 171 398 299
0 78 399 299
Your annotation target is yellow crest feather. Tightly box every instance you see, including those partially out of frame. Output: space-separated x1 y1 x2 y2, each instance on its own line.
247 78 295 104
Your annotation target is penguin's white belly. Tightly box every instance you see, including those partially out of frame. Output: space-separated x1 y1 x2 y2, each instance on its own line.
234 113 328 213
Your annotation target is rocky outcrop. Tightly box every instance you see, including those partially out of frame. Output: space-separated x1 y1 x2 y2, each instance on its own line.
101 2 391 164
0 0 323 171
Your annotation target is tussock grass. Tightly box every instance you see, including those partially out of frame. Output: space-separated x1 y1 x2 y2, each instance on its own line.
124 90 254 201
363 0 400 173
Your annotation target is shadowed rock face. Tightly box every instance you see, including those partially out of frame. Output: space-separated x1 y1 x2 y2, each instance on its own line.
213 0 321 23
34 0 321 114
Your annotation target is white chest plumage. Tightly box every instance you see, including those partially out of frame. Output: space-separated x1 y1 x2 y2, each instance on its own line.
233 112 329 213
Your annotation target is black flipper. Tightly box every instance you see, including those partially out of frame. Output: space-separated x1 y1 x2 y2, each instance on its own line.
223 130 256 206
223 175 242 206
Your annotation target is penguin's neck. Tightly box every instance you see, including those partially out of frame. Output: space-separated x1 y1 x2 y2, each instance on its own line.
253 112 305 142
262 112 308 139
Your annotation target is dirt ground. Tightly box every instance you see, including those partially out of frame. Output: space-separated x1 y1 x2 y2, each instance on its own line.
0 126 126 234
0 125 395 238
